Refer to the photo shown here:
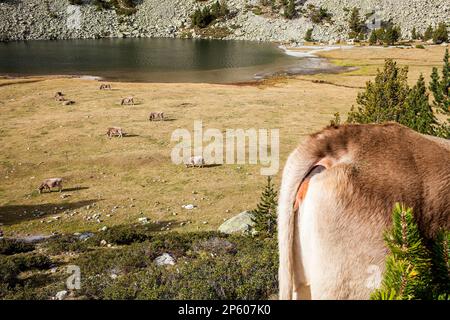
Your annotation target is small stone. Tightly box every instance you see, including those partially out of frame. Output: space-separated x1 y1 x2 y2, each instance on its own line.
154 253 176 266
55 290 67 300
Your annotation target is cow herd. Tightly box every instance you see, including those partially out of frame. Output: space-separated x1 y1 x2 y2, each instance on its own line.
38 83 205 194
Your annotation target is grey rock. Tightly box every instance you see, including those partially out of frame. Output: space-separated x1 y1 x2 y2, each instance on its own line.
218 211 255 234
55 290 67 300
154 253 176 266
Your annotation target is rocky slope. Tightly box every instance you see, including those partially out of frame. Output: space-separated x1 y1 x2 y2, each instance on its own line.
0 0 448 42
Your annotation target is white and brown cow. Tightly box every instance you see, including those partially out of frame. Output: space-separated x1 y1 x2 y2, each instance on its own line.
121 96 135 105
278 123 450 300
185 156 205 168
38 178 63 193
106 127 124 138
149 112 165 121
99 84 112 90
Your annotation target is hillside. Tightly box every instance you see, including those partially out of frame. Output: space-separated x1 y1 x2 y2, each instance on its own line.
0 0 448 42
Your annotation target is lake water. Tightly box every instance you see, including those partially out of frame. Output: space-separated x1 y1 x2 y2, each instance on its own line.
0 38 338 83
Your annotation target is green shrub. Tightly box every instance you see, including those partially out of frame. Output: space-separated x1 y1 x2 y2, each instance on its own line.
307 5 332 24
423 25 434 41
0 253 52 290
43 234 90 255
3 229 278 300
348 60 443 136
347 7 367 39
429 48 450 114
283 0 296 19
79 236 278 300
371 204 449 300
411 27 419 40
304 28 314 42
0 239 35 255
433 22 449 45
191 1 229 28
415 44 425 49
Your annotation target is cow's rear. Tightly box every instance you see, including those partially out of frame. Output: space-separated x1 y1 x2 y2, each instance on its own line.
278 123 450 299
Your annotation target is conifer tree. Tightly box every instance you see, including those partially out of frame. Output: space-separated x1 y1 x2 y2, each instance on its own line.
423 25 434 41
400 74 438 135
348 7 364 38
411 27 417 40
304 28 314 42
429 48 450 114
348 59 410 124
371 204 450 300
284 0 296 19
432 22 448 44
369 30 378 45
250 176 278 238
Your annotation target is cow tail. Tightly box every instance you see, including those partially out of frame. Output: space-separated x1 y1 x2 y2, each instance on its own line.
278 146 315 299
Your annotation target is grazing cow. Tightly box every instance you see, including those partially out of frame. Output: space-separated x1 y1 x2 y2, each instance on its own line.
55 95 66 102
54 92 64 100
99 84 112 90
106 127 124 138
185 156 205 168
38 178 63 194
121 97 135 105
149 112 165 121
278 123 450 300
62 100 75 106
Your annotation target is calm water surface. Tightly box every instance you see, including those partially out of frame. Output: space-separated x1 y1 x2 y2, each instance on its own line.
0 38 333 83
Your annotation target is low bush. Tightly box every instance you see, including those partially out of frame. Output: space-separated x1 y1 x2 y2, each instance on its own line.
0 239 35 255
79 236 277 300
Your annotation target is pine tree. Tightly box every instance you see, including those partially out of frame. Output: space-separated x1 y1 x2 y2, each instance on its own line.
423 25 433 41
429 48 450 114
348 7 364 38
369 30 378 45
399 74 438 135
250 176 278 238
371 204 433 300
304 28 314 42
383 24 401 45
411 27 418 40
431 231 450 298
348 59 410 124
283 0 296 19
432 22 448 44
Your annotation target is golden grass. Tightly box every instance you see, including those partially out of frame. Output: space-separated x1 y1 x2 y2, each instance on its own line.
0 44 448 236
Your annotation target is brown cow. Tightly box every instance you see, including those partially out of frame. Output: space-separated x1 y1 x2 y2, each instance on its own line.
100 84 112 90
38 178 63 194
149 112 165 121
278 123 450 300
106 127 124 138
121 97 135 105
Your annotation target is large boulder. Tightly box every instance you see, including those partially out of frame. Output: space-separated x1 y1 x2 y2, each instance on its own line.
218 211 255 235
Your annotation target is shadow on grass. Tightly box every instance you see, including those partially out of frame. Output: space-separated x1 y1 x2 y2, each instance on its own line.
148 118 176 122
123 134 140 138
60 186 89 192
0 199 99 226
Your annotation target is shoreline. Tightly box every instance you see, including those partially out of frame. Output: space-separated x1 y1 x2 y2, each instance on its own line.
0 43 356 85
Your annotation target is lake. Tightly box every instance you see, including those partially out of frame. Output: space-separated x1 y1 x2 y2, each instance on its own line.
0 38 337 83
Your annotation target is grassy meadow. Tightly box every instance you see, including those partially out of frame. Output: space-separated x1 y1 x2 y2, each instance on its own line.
0 44 448 237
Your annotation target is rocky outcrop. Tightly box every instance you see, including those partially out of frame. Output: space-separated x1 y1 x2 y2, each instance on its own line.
218 211 255 234
0 0 448 42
